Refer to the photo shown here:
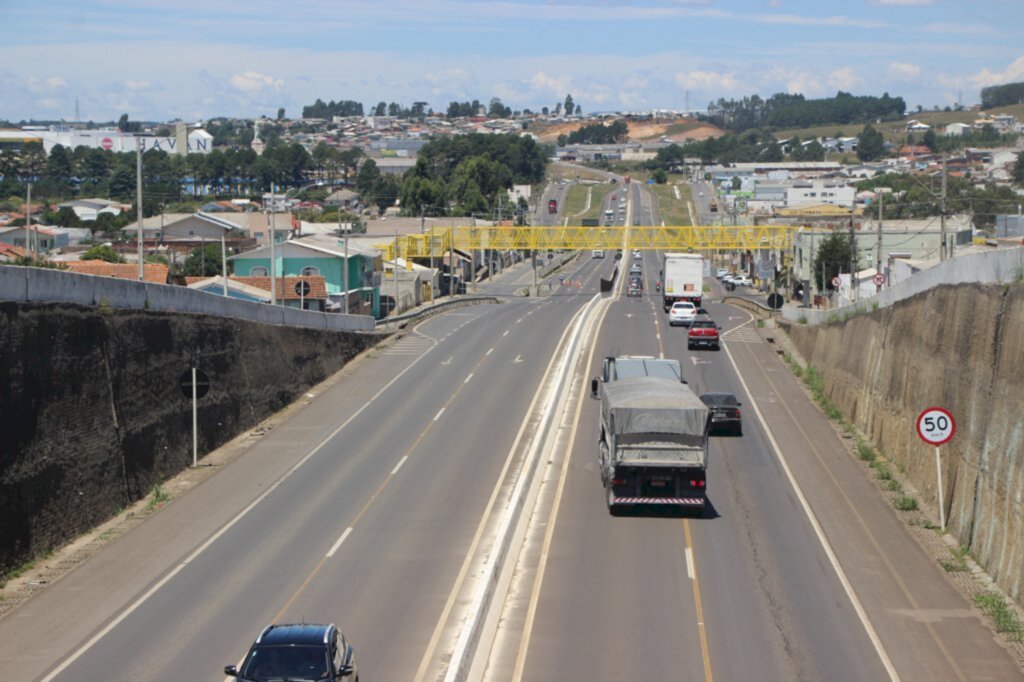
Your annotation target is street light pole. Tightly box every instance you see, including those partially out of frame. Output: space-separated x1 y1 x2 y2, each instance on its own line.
270 183 277 305
136 137 144 281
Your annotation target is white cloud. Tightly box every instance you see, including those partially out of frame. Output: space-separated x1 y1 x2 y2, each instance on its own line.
124 80 152 90
529 71 574 97
45 76 67 88
888 62 921 80
828 67 863 91
229 70 283 93
674 70 741 92
970 55 1024 89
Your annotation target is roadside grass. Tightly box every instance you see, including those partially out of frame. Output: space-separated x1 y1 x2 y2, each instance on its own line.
147 484 171 511
755 319 766 329
895 495 918 511
0 550 54 589
975 592 1024 641
941 546 970 573
564 184 615 225
649 183 693 226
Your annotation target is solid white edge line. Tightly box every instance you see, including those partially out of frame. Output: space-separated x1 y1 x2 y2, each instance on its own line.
390 455 409 476
326 527 353 558
722 327 901 682
464 373 474 384
487 348 494 356
503 330 510 336
433 406 446 422
685 547 695 580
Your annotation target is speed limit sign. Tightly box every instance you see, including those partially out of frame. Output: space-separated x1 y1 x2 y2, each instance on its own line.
917 407 955 446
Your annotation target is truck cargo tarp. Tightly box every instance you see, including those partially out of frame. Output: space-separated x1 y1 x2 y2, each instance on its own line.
601 377 709 437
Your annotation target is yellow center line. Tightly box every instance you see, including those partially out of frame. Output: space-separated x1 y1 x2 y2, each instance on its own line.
684 518 714 682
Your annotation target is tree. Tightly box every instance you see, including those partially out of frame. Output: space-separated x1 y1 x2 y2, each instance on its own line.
373 101 387 116
182 243 227 276
921 129 937 152
81 244 126 263
387 102 401 116
575 104 582 116
564 94 574 117
811 231 853 291
857 125 885 162
1013 152 1024 185
488 97 511 118
541 106 549 115
356 159 381 196
276 107 285 120
652 169 668 184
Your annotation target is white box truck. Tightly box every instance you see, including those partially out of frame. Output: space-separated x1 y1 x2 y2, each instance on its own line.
663 252 704 311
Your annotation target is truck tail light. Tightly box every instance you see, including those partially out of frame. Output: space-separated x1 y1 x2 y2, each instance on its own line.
612 478 628 486
690 479 706 488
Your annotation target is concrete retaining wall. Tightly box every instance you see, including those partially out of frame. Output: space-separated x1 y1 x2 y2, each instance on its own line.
0 301 381 573
783 283 1024 606
782 247 1024 325
0 266 375 332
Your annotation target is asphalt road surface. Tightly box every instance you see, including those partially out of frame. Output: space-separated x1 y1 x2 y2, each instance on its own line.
1 179 1020 681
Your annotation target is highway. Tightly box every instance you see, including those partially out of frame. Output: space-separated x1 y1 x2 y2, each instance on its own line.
1 178 1021 681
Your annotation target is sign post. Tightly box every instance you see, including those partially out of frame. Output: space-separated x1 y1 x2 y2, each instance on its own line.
180 368 211 467
916 406 956 530
295 280 310 310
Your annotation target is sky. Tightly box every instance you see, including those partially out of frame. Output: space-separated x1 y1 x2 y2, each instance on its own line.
1 0 1023 124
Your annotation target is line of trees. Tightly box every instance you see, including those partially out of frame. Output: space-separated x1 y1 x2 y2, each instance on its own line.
301 99 365 119
704 91 906 133
561 120 628 145
980 82 1024 109
0 132 549 230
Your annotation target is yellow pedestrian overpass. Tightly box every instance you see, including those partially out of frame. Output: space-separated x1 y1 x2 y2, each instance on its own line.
377 225 795 260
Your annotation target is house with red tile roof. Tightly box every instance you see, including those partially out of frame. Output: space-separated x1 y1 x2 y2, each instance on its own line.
184 275 329 310
63 261 170 284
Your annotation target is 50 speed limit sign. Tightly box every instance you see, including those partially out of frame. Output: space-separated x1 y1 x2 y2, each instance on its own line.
916 407 955 446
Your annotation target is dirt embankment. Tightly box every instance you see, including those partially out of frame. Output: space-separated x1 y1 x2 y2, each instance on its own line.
0 302 378 573
783 283 1024 607
533 117 725 144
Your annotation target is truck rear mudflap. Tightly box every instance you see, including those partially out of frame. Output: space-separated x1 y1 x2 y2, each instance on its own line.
609 494 706 506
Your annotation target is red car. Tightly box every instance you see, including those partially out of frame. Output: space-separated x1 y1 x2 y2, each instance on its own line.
687 318 720 350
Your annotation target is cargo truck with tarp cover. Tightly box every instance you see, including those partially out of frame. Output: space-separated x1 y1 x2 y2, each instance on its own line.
598 377 710 514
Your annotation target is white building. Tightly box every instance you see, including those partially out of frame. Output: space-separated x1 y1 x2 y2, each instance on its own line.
785 181 855 208
944 122 970 137
31 125 213 155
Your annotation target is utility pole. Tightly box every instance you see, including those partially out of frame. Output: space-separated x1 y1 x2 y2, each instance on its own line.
940 157 948 261
136 136 144 281
394 230 400 316
25 182 32 256
850 197 857 302
221 233 228 297
876 191 884 292
270 183 277 305
429 224 435 304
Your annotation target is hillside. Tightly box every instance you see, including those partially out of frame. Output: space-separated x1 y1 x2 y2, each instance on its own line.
774 103 1024 143
531 117 725 144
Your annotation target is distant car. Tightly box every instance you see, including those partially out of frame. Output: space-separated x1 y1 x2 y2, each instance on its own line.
668 301 697 327
699 191 704 197
592 249 605 259
633 251 642 260
721 273 735 284
716 268 730 279
226 623 358 682
732 275 753 287
614 251 622 261
700 392 743 435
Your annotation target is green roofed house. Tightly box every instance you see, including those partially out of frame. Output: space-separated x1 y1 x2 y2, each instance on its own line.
230 234 383 318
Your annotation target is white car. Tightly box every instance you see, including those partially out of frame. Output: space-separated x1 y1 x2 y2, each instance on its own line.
668 301 698 327
732 275 753 287
716 268 730 279
633 251 642 260
721 273 735 284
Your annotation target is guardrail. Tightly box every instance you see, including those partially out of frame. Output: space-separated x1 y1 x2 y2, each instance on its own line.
374 295 501 330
